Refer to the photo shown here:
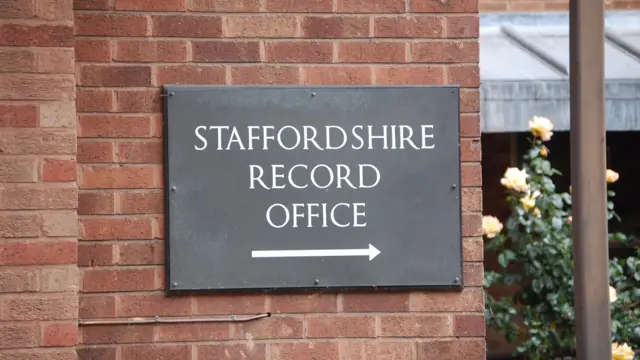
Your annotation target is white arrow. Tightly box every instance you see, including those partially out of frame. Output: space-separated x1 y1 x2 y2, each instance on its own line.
251 244 381 261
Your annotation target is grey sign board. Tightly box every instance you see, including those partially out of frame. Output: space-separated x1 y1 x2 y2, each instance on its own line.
163 85 462 292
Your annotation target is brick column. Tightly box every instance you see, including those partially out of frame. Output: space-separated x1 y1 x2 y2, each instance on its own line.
0 0 78 358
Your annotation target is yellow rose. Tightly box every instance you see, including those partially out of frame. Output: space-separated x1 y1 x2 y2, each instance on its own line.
567 216 572 224
500 167 530 193
612 342 635 360
529 116 554 141
607 169 619 184
482 216 503 239
610 285 618 303
520 190 540 211
540 146 549 158
532 208 541 217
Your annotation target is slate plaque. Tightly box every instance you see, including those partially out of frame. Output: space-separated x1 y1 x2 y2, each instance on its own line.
163 85 463 292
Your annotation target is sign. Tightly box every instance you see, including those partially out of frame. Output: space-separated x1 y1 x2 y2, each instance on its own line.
163 85 463 292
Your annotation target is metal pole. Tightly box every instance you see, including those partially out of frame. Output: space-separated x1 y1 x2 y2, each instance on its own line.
569 0 611 356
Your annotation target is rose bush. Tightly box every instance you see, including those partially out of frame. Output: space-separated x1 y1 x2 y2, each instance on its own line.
483 116 640 360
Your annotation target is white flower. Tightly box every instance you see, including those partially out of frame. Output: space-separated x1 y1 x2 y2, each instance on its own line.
612 342 634 360
500 167 530 193
482 216 503 238
610 285 618 303
529 116 554 141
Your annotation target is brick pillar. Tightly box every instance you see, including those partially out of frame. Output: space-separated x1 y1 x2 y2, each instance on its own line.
0 0 78 358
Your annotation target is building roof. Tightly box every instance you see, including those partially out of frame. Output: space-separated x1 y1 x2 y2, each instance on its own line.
480 11 640 132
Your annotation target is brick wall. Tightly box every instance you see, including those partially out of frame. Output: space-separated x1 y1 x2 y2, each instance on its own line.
480 0 640 12
0 0 79 359
3 0 483 358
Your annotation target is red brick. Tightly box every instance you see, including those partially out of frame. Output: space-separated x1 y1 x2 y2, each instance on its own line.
82 268 158 292
462 212 482 236
462 163 482 186
411 287 483 312
0 0 35 18
232 317 303 340
77 346 118 360
0 268 39 292
307 316 375 338
76 89 113 113
454 314 485 337
82 325 155 344
190 0 260 11
375 66 444 85
230 65 299 85
460 88 479 112
35 0 74 20
380 315 452 337
0 23 73 47
196 294 266 315
74 0 112 9
480 1 508 11
339 42 406 63
375 16 443 37
79 115 154 138
0 48 37 73
341 342 413 360
80 295 117 318
155 65 226 85
412 41 478 63
192 40 260 62
115 0 187 10
75 13 149 36
121 345 191 360
411 0 478 12
80 217 154 240
509 1 544 10
117 141 162 163
156 323 230 342
305 66 371 85
1 294 77 320
269 293 337 313
0 158 37 182
266 0 332 11
447 15 479 38
342 292 410 312
0 74 75 101
35 48 74 74
338 0 406 12
42 323 77 347
461 138 481 162
78 141 115 163
463 262 484 286
118 191 163 214
462 188 482 212
115 89 161 113
224 15 298 37
118 241 164 265
115 40 188 62
461 113 480 136
80 65 152 87
448 65 480 87
417 340 486 360
0 323 38 349
270 342 339 360
42 159 76 182
265 41 332 63
463 238 484 262
0 213 40 237
0 104 37 127
78 243 115 266
302 16 369 38
198 343 266 360
0 241 77 265
152 15 222 37
0 185 77 210
119 293 191 317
